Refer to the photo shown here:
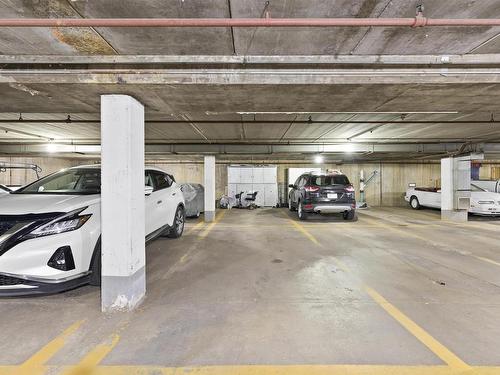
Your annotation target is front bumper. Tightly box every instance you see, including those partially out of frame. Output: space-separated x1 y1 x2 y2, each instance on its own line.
0 272 90 297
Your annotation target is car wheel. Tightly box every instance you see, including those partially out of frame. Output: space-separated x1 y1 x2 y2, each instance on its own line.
89 238 101 286
288 199 295 211
297 201 308 221
343 210 357 221
410 196 421 210
167 205 185 238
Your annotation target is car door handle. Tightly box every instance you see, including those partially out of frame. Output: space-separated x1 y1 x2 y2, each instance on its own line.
157 200 162 204
172 192 176 196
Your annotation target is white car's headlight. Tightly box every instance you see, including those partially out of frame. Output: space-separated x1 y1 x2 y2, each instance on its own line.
25 207 91 239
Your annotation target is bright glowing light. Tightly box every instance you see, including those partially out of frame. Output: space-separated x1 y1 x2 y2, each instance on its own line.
314 154 324 164
46 143 57 153
343 143 356 153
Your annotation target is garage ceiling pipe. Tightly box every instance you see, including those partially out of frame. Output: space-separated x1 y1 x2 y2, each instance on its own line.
1 15 500 28
2 119 500 125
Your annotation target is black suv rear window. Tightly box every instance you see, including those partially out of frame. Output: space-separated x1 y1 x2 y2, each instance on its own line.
310 175 350 186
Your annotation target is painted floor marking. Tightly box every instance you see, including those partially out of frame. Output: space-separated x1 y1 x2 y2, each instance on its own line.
287 215 470 369
199 210 227 238
360 213 500 268
365 288 469 370
14 320 84 375
63 334 120 375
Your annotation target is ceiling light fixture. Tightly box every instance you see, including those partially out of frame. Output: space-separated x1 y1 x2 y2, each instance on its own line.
46 143 57 153
314 154 324 164
235 111 459 115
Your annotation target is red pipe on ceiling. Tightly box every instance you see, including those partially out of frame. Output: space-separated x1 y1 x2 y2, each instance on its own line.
1 17 500 28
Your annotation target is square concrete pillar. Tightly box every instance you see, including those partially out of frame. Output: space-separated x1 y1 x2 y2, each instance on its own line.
204 155 216 222
101 95 145 312
441 154 483 222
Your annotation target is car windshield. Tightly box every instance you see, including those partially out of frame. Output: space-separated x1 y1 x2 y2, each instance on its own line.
15 168 101 195
471 183 487 192
311 175 350 186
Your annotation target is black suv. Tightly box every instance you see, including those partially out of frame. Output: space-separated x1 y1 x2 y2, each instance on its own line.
288 172 356 220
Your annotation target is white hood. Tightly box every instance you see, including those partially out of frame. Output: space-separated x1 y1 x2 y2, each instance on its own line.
471 191 500 201
0 194 100 215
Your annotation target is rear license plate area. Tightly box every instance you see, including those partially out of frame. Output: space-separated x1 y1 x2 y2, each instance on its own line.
327 193 338 199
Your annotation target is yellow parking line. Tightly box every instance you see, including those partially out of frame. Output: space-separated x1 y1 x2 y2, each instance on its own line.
365 288 469 370
289 220 321 246
199 210 227 238
88 364 500 375
285 212 469 369
473 255 500 267
186 219 205 235
15 320 84 374
63 334 120 375
1 364 499 375
361 214 500 268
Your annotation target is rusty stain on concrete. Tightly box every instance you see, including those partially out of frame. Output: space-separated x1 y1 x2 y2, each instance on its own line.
24 0 116 54
51 27 115 54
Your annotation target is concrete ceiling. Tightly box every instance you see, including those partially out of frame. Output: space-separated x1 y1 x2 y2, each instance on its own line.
1 0 500 160
1 0 500 55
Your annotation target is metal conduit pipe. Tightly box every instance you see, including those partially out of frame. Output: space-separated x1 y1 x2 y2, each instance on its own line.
1 16 500 28
1 120 500 125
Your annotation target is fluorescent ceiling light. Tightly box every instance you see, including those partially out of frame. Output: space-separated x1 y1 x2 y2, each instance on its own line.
314 154 324 164
234 111 459 115
342 143 356 153
45 143 57 153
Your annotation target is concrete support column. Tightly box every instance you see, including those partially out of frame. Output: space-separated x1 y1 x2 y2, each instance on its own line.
204 155 216 222
441 153 483 222
101 95 145 312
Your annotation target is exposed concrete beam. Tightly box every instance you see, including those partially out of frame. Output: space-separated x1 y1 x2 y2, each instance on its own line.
3 54 500 66
2 68 500 85
0 142 499 156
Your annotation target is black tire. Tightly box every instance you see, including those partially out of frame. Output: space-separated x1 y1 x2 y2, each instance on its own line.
410 196 421 210
297 201 308 221
89 238 101 286
167 205 185 238
288 198 296 211
343 210 357 221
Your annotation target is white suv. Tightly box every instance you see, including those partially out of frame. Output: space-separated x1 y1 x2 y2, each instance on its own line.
0 165 185 296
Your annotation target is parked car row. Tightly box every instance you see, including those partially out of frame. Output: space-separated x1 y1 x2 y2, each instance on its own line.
0 165 190 296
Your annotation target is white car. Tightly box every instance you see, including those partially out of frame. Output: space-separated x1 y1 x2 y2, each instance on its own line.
405 184 500 216
0 165 185 296
0 185 11 195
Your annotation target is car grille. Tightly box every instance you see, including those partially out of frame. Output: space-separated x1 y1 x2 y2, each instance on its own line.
0 274 25 286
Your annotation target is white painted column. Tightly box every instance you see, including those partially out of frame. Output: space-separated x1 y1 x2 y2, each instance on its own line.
204 155 216 222
101 95 145 312
441 154 483 222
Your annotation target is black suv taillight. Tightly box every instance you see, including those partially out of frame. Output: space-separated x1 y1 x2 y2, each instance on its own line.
344 185 355 193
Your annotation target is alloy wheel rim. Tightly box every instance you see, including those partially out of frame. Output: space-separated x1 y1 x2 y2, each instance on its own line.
176 210 184 234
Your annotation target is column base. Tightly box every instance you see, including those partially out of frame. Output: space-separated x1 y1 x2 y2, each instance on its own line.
204 210 216 222
441 210 468 222
102 266 146 312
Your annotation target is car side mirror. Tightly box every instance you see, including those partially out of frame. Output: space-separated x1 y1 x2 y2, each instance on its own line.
288 184 295 188
145 186 154 196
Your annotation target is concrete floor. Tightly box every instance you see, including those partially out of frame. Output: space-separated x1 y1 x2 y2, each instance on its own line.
1 207 500 375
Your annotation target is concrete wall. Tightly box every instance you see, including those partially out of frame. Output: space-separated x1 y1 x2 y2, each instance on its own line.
5 157 497 207
0 156 77 186
149 161 442 207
